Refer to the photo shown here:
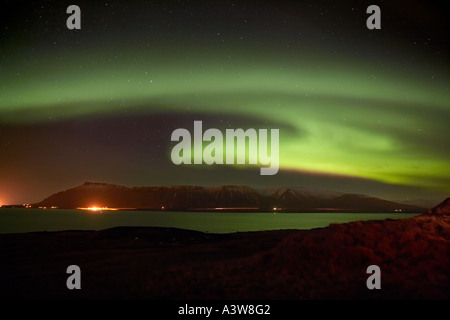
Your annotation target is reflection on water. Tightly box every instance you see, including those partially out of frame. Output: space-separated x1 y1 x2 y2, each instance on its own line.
0 209 418 234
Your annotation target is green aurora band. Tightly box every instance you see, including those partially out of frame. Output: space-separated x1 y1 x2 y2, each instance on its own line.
0 45 449 192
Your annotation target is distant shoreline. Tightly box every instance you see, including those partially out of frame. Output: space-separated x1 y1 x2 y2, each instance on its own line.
0 206 425 213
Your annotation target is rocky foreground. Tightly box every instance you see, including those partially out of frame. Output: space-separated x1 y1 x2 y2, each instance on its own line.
0 199 448 299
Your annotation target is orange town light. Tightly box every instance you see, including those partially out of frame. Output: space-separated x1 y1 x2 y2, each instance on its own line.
76 206 119 211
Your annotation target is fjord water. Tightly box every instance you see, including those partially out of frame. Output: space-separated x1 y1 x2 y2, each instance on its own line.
0 209 418 234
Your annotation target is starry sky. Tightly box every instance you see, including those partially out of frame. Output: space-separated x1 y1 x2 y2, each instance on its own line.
0 0 449 206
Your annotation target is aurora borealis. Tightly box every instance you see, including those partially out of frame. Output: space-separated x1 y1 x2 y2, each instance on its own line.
0 0 448 205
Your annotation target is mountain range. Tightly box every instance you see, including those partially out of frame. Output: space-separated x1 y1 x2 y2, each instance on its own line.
32 182 425 212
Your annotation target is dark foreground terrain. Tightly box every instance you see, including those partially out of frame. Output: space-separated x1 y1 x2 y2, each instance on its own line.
0 201 448 299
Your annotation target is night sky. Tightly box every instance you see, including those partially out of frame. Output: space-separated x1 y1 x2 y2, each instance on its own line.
0 0 448 206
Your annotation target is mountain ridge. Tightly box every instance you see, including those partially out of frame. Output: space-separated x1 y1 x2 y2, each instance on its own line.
32 182 425 213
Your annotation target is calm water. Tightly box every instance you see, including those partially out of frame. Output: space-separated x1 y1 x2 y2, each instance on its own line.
0 209 418 234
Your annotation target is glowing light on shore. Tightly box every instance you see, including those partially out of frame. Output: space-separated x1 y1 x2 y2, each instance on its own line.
77 206 118 212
